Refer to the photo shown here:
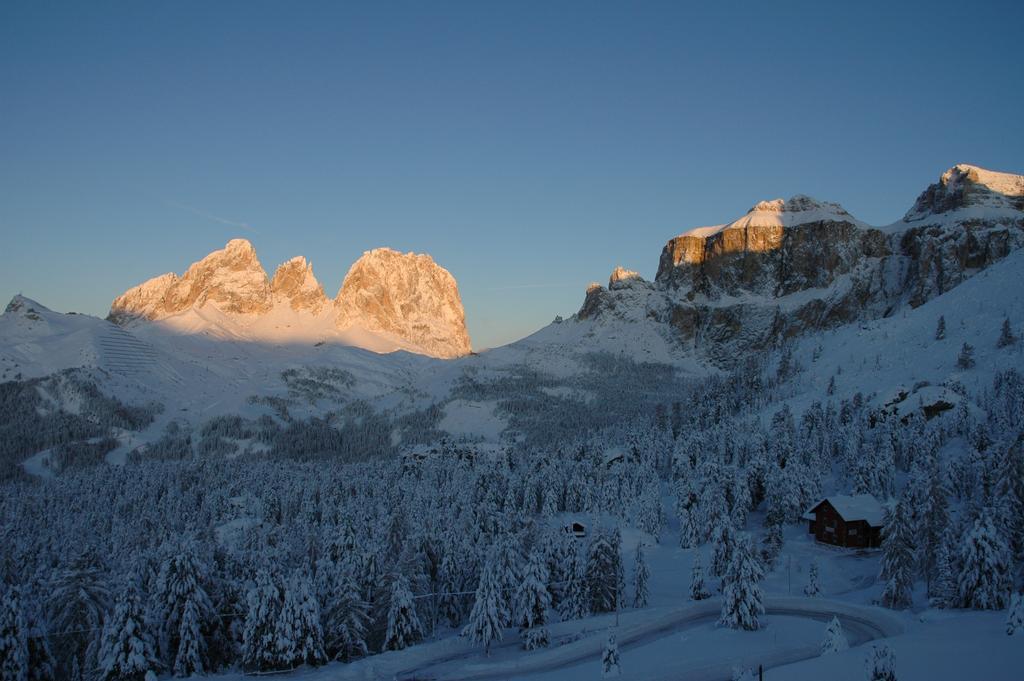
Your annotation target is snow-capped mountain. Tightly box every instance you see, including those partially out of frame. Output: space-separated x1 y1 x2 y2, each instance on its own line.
108 240 472 359
572 164 1024 366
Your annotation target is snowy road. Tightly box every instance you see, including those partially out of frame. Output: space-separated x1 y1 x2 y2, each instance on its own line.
395 597 903 681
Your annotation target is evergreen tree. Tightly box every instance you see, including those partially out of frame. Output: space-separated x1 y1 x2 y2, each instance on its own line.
47 553 111 677
585 529 623 614
151 543 215 673
558 536 589 621
172 597 205 678
601 630 620 678
930 540 956 609
880 500 916 609
0 585 28 681
382 574 423 652
322 571 368 662
1007 592 1023 636
821 616 847 655
25 598 55 681
514 550 550 650
760 522 783 567
96 583 160 681
718 534 764 631
241 570 283 672
463 547 509 656
935 316 946 341
632 543 649 609
804 561 821 597
957 343 976 370
865 644 897 681
997 318 1016 348
689 551 710 601
273 569 327 668
956 514 1012 610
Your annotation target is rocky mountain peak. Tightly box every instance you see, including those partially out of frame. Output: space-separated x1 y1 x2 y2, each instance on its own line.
271 256 327 313
905 163 1024 221
335 248 471 358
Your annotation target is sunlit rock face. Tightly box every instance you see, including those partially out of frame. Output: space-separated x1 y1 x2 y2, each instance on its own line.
109 240 472 358
335 248 472 359
575 164 1024 366
109 239 273 322
271 256 328 314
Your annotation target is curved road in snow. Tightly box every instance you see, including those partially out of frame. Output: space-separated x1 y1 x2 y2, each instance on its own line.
395 597 903 681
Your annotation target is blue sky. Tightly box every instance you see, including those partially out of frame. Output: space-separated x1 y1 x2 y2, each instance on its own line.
2 1 1022 349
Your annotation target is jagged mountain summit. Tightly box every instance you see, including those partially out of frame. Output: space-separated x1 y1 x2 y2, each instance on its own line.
109 240 471 359
572 163 1024 366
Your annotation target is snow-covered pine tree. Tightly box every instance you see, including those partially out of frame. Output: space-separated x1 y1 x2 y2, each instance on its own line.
0 584 28 681
241 570 283 672
804 561 821 597
718 534 764 631
514 550 550 650
930 540 956 608
150 542 216 673
880 499 915 609
689 551 711 601
585 529 622 614
273 569 327 668
25 597 55 681
1007 592 1024 635
632 543 649 609
821 616 848 654
462 546 509 656
96 582 159 681
711 520 735 579
382 574 423 652
956 513 1012 610
935 315 946 341
47 552 111 678
957 343 976 370
558 535 589 621
997 317 1016 348
322 571 368 662
761 522 783 567
601 629 620 678
865 643 897 681
172 597 205 678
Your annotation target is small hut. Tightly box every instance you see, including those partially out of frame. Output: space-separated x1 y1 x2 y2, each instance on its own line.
803 494 884 548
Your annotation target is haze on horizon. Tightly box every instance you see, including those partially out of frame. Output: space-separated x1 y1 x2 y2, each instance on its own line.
1 1 1022 349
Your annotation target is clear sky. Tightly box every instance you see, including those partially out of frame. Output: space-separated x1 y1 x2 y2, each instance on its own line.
2 1 1022 349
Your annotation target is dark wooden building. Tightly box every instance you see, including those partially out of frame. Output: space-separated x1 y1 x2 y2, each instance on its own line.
803 494 884 548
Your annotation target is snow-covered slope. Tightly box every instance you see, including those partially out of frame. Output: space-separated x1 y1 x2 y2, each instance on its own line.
109 240 473 359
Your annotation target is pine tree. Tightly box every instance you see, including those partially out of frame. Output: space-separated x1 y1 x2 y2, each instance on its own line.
151 543 215 673
585 529 622 614
865 644 896 681
821 616 847 655
463 547 509 656
1007 592 1024 636
242 570 283 672
96 583 159 681
632 543 649 609
957 343 976 370
47 553 111 678
880 500 915 609
935 316 946 341
711 520 735 579
956 514 1012 610
601 630 620 678
930 540 956 608
997 318 1016 348
689 551 710 601
804 561 821 597
273 569 327 668
382 574 423 652
0 585 28 681
514 550 550 650
322 571 368 662
172 597 205 678
25 598 55 681
718 534 764 631
558 537 589 621
761 522 783 567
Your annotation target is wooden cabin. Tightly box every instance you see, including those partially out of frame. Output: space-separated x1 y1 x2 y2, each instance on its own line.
803 494 884 548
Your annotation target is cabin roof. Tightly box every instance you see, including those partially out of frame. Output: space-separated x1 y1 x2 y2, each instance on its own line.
804 494 885 526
